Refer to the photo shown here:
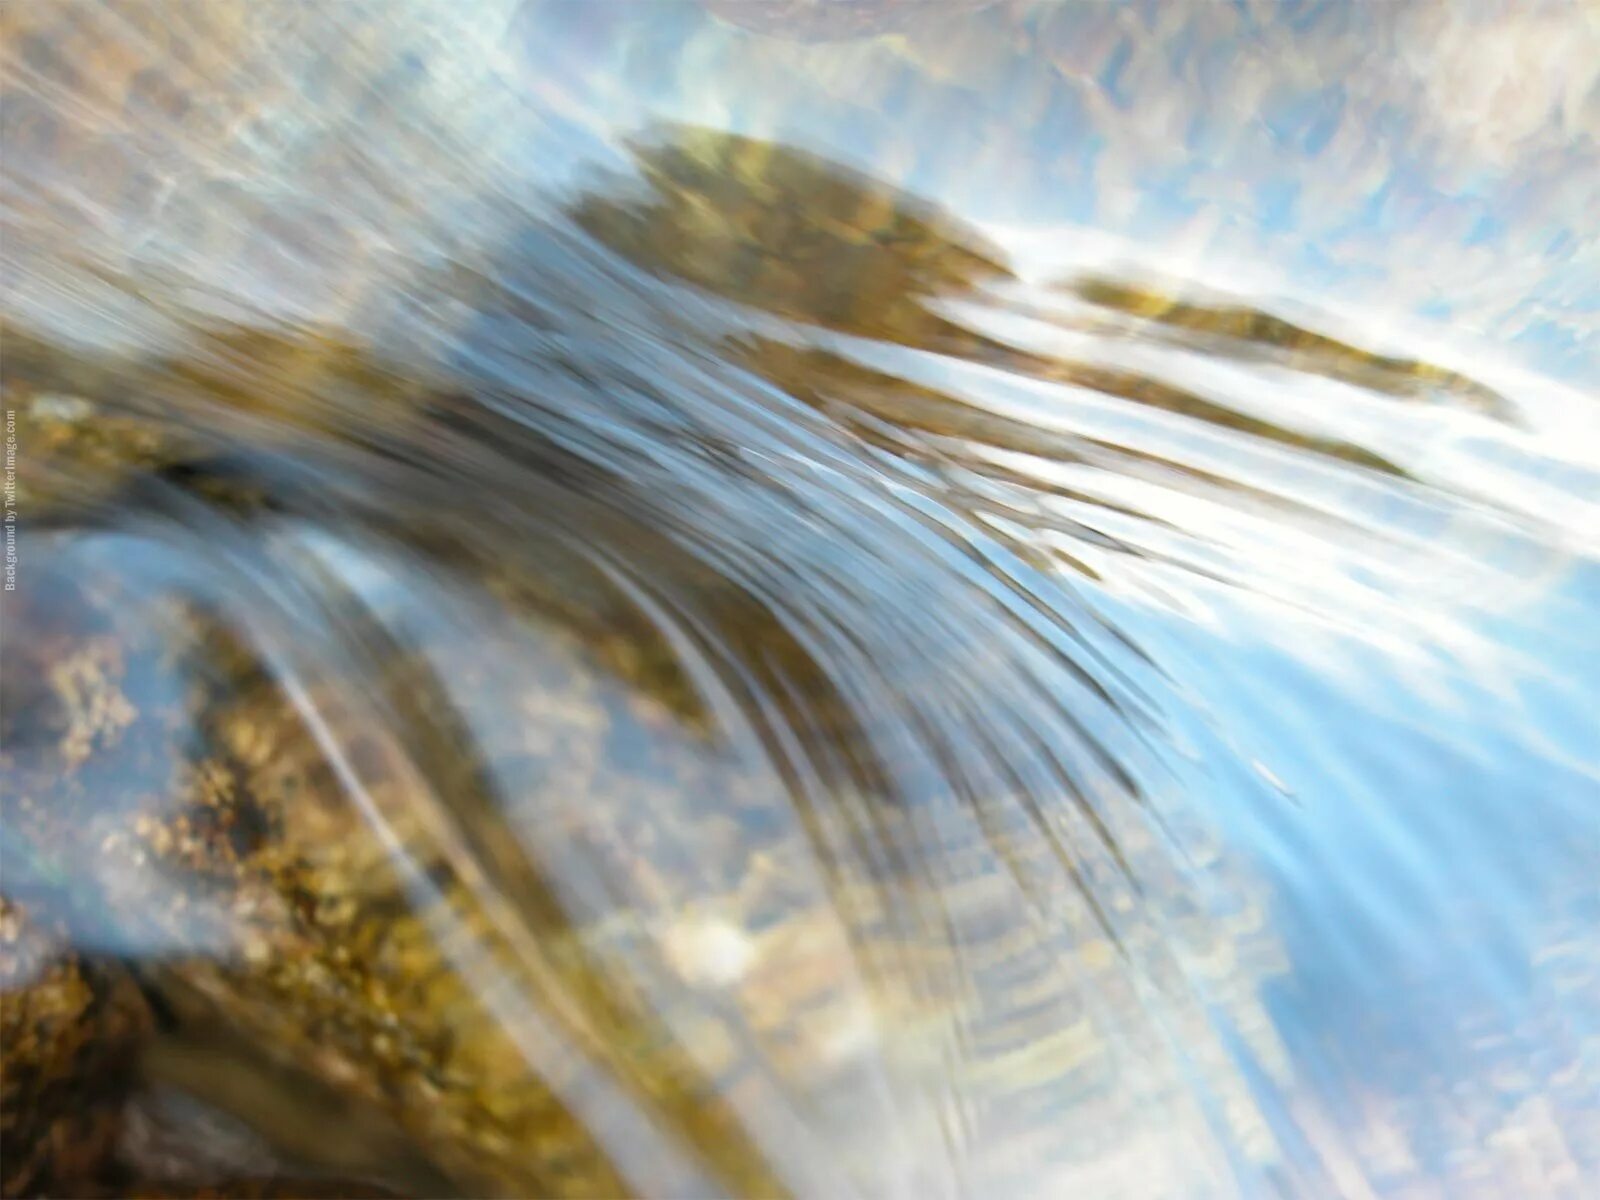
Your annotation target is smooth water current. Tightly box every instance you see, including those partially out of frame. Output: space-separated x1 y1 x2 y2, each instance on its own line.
2 3 1597 1198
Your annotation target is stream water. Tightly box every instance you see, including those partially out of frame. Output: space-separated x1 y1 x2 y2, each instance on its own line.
2 3 1597 1197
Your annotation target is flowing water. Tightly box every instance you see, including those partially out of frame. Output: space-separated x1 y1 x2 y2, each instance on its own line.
2 3 1597 1198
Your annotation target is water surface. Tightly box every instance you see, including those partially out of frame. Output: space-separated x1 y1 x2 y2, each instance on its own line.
1 2 1597 1197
